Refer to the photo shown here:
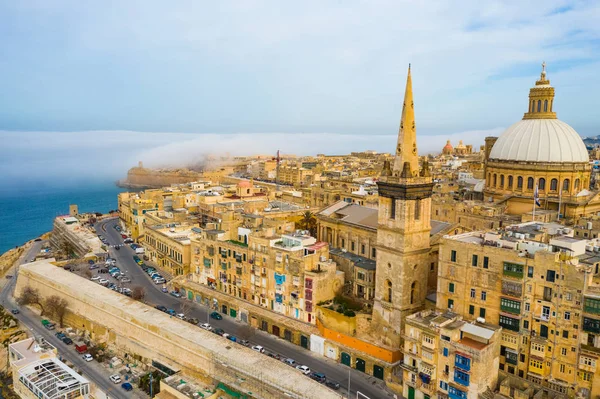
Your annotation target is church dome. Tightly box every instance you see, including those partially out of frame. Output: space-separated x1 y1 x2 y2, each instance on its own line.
489 118 588 163
489 62 589 164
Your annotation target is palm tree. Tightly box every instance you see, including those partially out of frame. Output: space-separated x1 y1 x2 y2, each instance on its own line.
298 211 317 237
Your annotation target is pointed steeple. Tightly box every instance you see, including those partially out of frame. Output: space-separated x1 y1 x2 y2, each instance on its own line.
392 64 419 177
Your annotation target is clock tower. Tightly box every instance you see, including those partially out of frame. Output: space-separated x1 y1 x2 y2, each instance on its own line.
372 65 433 348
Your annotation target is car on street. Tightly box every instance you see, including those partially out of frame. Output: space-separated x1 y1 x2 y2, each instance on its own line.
170 291 182 298
161 286 168 293
175 313 186 320
10 309 19 315
251 345 265 353
187 318 199 325
114 245 120 250
238 340 250 347
283 358 296 366
121 234 127 239
167 309 176 316
213 328 225 336
44 323 56 330
98 279 109 285
296 365 311 375
309 372 326 383
155 305 168 312
121 382 133 391
199 323 213 331
55 332 66 340
210 312 222 320
154 278 166 284
82 354 93 362
226 335 237 342
62 337 73 345
325 380 340 390
110 374 122 384
120 277 131 283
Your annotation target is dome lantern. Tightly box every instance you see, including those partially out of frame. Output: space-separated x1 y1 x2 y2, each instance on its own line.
523 61 557 120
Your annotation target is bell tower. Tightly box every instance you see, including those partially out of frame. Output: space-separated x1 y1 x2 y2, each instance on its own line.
372 65 434 348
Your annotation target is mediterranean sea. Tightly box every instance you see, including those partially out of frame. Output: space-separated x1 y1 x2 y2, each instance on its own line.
0 180 125 254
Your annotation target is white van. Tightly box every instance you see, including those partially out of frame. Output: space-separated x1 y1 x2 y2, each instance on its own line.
135 247 145 254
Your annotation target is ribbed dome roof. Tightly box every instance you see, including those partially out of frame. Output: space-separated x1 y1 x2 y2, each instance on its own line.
489 119 589 163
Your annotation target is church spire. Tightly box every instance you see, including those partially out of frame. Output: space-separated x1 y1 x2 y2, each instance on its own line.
523 61 557 120
392 64 419 177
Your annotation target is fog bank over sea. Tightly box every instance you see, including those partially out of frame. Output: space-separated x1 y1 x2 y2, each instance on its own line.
0 128 501 254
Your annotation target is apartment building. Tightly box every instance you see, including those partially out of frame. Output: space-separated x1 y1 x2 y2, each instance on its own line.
401 310 500 399
438 221 600 397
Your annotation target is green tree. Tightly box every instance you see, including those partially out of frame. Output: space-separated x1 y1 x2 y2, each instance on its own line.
298 211 317 237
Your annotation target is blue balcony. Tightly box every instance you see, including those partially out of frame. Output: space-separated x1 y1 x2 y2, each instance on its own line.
454 354 471 371
454 370 470 386
448 386 467 399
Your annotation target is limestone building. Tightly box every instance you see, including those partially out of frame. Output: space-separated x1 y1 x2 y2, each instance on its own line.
437 221 600 398
372 65 434 348
483 63 599 218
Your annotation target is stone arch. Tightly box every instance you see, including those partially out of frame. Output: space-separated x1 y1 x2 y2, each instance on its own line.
410 281 417 305
386 279 392 302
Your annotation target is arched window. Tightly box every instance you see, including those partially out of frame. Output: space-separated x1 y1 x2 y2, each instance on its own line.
500 175 505 188
538 178 546 190
508 175 513 188
493 174 497 187
550 99 553 111
386 280 392 302
531 100 535 112
544 100 548 112
488 172 491 185
537 100 541 112
563 179 570 191
550 178 558 191
410 281 417 305
517 176 523 189
575 179 580 190
527 177 534 190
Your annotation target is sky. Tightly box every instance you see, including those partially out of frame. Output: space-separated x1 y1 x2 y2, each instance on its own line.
0 1 599 180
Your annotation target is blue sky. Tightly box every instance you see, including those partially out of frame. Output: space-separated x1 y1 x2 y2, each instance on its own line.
0 1 599 140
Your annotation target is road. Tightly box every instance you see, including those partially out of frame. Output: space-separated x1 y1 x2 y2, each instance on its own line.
98 218 395 399
1 239 142 399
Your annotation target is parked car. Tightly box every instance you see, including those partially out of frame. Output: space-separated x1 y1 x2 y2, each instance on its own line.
110 374 122 384
62 337 73 345
155 305 168 312
44 322 56 330
121 234 127 239
213 328 225 336
154 278 166 284
227 335 237 342
89 264 98 270
199 323 213 331
161 286 168 293
251 345 265 353
175 313 186 320
121 382 133 391
55 332 66 340
187 318 199 325
210 312 222 320
325 380 340 390
10 309 19 315
296 365 311 375
82 354 93 362
238 340 250 347
120 277 131 283
167 309 176 316
310 372 326 383
283 358 296 366
114 245 120 250
170 291 182 298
